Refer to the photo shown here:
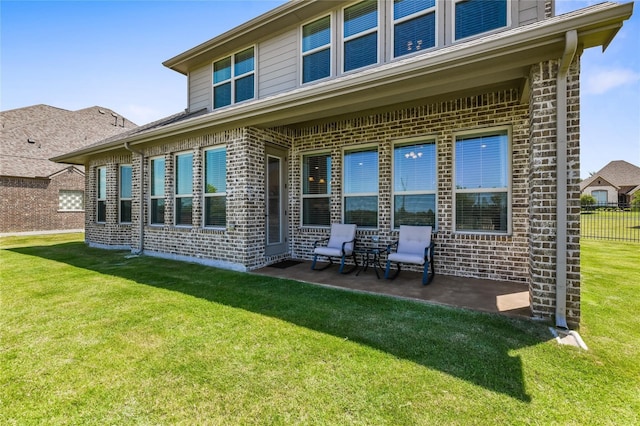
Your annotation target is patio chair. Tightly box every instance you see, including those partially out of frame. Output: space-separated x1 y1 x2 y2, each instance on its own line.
311 224 358 274
384 225 435 285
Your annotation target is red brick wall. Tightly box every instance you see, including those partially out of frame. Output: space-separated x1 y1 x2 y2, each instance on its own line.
0 169 85 233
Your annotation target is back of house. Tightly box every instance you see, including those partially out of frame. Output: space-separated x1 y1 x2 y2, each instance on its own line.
54 0 634 328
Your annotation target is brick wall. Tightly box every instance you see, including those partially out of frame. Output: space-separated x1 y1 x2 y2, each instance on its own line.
528 57 581 327
82 58 582 325
0 169 85 233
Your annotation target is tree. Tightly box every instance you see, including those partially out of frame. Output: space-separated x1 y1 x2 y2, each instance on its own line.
631 193 640 211
580 194 596 211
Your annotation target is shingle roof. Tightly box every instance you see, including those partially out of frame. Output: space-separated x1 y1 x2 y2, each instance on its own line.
1 105 137 178
580 160 640 191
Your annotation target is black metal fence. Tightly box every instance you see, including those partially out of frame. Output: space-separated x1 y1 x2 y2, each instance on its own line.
581 203 640 242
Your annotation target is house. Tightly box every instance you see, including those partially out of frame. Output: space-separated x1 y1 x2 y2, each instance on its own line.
53 0 634 329
0 105 136 234
580 160 640 206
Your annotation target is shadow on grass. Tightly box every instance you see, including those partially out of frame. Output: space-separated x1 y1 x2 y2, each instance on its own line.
9 242 550 402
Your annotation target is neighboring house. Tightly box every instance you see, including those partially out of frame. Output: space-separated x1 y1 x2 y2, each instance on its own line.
53 0 634 329
0 105 136 234
580 160 640 206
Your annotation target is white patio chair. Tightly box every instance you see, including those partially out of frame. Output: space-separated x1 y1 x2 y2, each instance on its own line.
384 225 435 285
311 224 358 274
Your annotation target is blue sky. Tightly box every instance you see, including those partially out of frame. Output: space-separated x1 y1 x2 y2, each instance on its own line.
1 0 638 178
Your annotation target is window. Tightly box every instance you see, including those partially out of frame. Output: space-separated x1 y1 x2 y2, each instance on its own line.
150 157 165 225
454 129 510 233
59 190 84 212
97 167 106 223
119 165 132 223
592 190 608 205
454 0 507 40
343 147 378 227
393 139 437 228
175 152 193 226
343 0 378 72
213 47 255 109
393 0 436 58
302 16 332 84
302 153 331 226
204 147 227 227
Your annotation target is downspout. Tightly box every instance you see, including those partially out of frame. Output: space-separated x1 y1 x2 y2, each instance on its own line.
555 30 578 329
124 142 144 255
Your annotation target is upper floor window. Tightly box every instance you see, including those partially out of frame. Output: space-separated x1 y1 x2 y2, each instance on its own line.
175 152 193 226
454 128 510 233
454 0 508 41
393 139 437 228
97 167 106 223
302 16 332 84
213 47 255 109
343 0 378 72
393 0 436 58
150 157 165 225
302 153 331 226
344 146 378 227
119 165 132 223
204 147 227 227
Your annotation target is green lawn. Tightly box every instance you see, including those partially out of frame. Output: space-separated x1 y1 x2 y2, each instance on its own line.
1 234 638 424
581 209 640 241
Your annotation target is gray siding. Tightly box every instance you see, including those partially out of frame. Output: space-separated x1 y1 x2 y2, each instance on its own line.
258 29 298 98
517 0 544 26
189 65 212 112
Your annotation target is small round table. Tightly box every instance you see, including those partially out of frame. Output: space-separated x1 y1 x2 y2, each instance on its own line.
356 247 384 279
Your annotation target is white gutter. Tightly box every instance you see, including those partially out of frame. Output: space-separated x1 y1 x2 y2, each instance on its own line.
124 142 144 255
555 30 578 330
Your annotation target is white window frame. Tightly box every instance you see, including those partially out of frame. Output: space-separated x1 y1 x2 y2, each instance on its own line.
300 15 333 85
453 125 512 235
301 151 332 227
212 46 256 109
203 146 227 228
451 0 511 42
174 151 193 227
391 136 438 230
341 0 380 74
119 164 132 224
342 144 379 228
391 0 438 59
96 166 106 223
149 156 165 226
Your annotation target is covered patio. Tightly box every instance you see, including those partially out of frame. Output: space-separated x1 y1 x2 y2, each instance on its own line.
254 260 531 319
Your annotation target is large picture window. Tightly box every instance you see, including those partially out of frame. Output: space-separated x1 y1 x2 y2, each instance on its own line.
302 16 331 84
119 165 132 223
213 47 255 109
343 0 378 72
393 0 436 58
454 129 510 233
393 140 437 228
96 167 106 223
175 152 193 226
343 147 378 227
454 0 507 40
150 157 165 225
204 147 227 227
302 153 331 226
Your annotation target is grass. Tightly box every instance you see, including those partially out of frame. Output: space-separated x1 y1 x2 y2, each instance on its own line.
1 234 639 424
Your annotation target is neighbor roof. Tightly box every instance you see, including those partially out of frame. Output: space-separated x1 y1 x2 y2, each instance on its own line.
581 160 640 191
1 105 137 178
